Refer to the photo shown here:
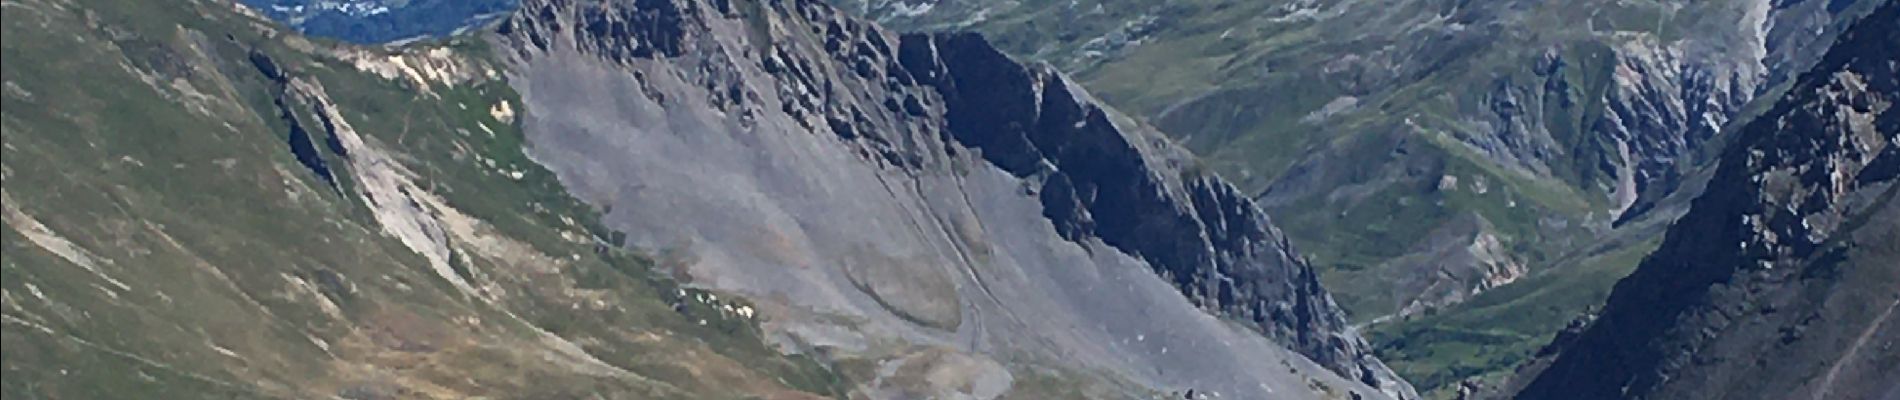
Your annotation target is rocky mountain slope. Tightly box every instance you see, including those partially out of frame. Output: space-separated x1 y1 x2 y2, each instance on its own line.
3 0 1420 398
823 0 1886 394
111 0 1887 396
491 0 1413 396
1511 3 1899 399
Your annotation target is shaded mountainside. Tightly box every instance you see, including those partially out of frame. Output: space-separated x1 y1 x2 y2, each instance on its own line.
1513 3 1900 399
493 0 1411 396
905 32 1382 381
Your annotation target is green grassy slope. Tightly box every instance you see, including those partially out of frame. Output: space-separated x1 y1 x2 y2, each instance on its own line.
0 0 844 398
1369 238 1659 398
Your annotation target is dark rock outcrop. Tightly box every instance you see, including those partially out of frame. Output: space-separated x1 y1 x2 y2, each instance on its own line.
499 0 695 59
1513 3 1899 399
899 31 1400 390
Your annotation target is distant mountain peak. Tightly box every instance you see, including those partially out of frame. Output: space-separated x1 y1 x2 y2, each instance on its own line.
240 0 518 43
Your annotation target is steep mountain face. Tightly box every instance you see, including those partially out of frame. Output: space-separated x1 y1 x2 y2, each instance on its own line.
491 0 1414 396
1513 3 1899 399
819 0 1884 394
839 1 1870 211
1593 0 1873 221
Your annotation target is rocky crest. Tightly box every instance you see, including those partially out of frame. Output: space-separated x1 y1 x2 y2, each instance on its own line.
1514 3 1899 398
494 0 1411 396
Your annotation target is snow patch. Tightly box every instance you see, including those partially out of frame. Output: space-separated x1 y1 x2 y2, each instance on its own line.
885 1 934 19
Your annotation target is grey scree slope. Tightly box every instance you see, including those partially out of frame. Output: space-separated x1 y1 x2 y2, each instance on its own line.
493 0 1415 397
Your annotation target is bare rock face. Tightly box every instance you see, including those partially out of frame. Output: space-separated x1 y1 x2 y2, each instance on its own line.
1592 0 1877 221
1513 4 1899 399
493 0 1413 397
898 32 1403 391
1373 214 1527 321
